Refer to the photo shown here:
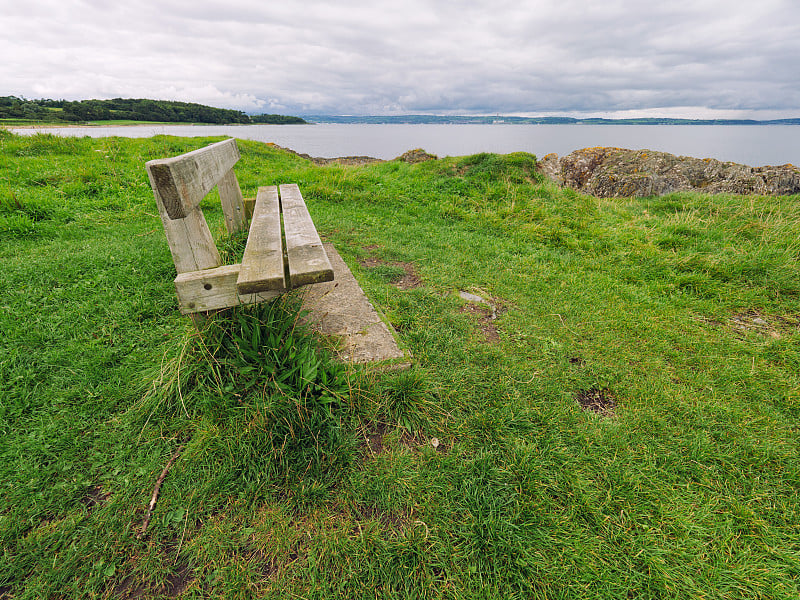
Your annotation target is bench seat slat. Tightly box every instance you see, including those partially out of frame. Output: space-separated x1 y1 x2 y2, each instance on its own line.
236 186 286 294
280 184 334 288
176 264 281 314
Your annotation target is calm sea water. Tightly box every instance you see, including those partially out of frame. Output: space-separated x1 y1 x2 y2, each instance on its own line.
12 123 800 167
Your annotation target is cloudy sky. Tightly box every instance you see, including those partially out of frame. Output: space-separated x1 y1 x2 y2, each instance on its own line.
3 0 799 118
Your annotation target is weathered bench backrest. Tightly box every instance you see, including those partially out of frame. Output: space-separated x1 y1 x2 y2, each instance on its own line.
146 138 246 274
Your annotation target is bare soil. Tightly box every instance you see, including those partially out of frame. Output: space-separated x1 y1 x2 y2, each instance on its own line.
575 387 617 417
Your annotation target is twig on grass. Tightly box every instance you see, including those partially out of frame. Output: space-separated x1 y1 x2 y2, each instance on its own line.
174 490 194 563
138 445 185 538
548 313 580 336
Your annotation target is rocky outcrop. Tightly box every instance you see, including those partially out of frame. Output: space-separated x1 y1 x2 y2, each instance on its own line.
537 147 800 197
266 143 440 166
265 142 383 165
396 148 438 163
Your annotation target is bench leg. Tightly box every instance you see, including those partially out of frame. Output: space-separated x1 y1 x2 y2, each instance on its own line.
218 168 247 235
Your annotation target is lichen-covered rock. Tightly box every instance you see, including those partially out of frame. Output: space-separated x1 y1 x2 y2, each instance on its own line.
536 153 563 185
536 147 800 197
396 148 438 163
559 147 626 191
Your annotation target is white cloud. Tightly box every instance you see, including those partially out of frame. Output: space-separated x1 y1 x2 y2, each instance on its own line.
1 0 798 117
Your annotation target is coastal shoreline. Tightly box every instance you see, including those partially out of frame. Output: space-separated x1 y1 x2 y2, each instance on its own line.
5 122 799 169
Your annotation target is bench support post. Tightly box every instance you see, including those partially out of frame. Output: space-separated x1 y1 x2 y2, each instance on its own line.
148 169 221 274
218 168 247 235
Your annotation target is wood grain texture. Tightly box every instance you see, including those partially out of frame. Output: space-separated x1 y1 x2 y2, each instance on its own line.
280 184 334 287
237 186 286 294
243 197 255 220
175 264 281 314
145 138 240 219
217 168 246 234
147 165 221 273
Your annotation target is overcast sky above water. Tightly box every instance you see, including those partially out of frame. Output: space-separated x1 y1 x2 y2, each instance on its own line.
3 0 799 119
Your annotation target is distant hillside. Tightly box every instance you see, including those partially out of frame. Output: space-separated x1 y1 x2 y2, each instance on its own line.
250 114 307 124
305 114 800 125
0 96 306 125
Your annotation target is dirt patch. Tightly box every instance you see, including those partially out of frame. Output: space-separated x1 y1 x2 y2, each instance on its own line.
113 539 195 599
254 553 279 580
359 257 384 269
397 429 443 453
697 310 798 339
459 291 505 343
575 387 617 417
114 565 195 599
460 303 500 343
113 575 145 599
360 421 445 456
80 485 111 512
392 263 423 290
359 256 423 289
163 564 193 597
362 422 389 455
729 311 785 339
351 503 411 531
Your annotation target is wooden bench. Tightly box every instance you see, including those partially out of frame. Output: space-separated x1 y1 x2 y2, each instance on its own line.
146 138 334 314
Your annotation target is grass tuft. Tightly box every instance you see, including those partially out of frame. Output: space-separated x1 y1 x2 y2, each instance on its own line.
131 296 356 496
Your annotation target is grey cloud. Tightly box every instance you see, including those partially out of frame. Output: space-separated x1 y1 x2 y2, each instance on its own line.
1 0 798 117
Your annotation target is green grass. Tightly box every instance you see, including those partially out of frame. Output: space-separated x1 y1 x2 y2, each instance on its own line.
84 121 196 127
2 120 194 127
1 129 799 599
1 120 56 127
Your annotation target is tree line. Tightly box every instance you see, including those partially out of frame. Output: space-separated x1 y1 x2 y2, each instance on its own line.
0 97 307 125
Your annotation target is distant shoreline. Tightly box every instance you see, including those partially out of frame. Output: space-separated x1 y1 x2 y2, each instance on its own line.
301 115 800 126
7 117 800 129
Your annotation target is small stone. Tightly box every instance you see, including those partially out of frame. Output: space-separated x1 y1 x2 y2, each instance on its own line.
752 317 768 326
430 437 440 449
459 291 488 305
459 291 498 320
